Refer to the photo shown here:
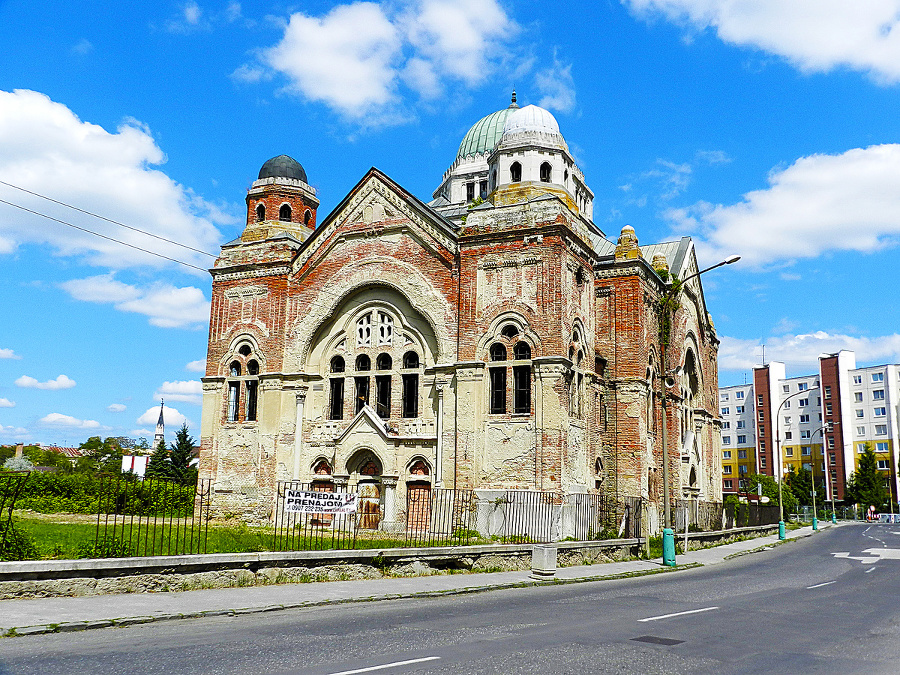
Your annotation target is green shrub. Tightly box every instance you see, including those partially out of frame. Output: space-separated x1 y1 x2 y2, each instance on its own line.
0 521 39 561
76 536 132 559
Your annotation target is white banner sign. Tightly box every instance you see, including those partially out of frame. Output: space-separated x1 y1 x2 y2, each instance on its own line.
283 490 358 514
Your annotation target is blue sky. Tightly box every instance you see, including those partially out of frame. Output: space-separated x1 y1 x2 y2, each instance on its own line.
2 0 900 445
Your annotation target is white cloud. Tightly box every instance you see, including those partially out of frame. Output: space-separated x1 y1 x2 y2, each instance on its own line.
0 347 21 359
0 425 28 438
156 380 203 405
185 359 206 373
264 2 402 120
249 0 516 123
535 54 577 113
0 89 227 271
666 144 900 267
60 274 210 328
40 412 101 429
71 39 93 55
107 403 127 412
15 374 76 390
137 405 191 428
402 0 515 87
0 398 14 407
624 0 900 84
719 331 900 372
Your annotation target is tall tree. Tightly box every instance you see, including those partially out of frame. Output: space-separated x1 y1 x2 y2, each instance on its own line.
78 436 124 474
845 443 888 510
786 466 825 507
144 438 171 480
168 423 197 485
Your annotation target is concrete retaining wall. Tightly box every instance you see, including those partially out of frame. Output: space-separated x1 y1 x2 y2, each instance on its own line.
0 538 641 600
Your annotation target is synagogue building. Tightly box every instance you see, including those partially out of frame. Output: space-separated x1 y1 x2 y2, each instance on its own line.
198 95 723 533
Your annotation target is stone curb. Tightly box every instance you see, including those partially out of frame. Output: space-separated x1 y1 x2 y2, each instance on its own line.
0 563 694 639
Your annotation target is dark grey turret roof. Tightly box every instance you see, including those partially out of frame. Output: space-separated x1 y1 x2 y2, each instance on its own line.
258 155 308 182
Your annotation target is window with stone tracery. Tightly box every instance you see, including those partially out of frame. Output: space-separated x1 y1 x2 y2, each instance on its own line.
378 312 393 346
328 308 423 420
225 342 261 424
357 314 372 347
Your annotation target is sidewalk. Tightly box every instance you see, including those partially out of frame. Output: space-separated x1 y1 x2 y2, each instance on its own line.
0 523 830 637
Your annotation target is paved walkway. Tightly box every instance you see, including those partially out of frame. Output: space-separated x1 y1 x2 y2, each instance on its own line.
0 523 832 637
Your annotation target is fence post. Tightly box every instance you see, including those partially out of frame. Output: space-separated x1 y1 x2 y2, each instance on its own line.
530 543 557 580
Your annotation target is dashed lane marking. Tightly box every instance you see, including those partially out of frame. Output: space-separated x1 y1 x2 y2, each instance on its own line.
807 581 836 589
326 657 441 675
638 607 719 623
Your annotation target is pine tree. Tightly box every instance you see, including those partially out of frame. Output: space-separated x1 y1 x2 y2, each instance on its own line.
845 443 888 510
168 423 197 485
145 438 171 480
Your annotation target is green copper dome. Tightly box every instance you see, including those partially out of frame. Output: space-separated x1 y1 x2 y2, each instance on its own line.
456 95 519 160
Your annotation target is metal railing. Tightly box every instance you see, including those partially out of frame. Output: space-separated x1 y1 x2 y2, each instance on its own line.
273 481 360 552
723 501 781 528
675 500 724 532
92 476 212 557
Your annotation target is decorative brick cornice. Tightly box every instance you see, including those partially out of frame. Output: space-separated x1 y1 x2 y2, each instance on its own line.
213 266 291 282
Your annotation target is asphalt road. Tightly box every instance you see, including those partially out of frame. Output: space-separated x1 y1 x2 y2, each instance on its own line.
1 523 898 675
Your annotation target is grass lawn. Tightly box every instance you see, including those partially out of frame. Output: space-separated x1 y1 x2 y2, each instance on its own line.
9 512 480 560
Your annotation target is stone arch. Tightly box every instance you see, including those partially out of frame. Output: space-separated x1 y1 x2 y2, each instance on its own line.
219 332 267 376
347 448 383 530
475 311 541 358
288 263 451 371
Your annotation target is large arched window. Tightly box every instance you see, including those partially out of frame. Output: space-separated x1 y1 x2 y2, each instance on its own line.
325 307 425 422
487 332 533 415
510 161 522 183
279 204 292 222
225 344 261 423
402 351 421 418
329 356 345 420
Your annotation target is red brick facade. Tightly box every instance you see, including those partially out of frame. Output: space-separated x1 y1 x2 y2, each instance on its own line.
199 163 721 530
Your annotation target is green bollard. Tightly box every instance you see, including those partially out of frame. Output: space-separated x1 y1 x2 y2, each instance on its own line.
662 528 676 567
812 517 818 531
779 520 786 540
832 513 837 524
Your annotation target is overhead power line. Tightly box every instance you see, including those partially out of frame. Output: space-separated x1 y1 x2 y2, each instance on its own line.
0 199 208 272
0 180 218 258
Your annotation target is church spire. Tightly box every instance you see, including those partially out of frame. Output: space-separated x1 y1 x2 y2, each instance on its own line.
154 399 165 448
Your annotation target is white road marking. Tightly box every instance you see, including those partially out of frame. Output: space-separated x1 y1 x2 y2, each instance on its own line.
866 567 877 573
638 606 719 623
326 657 441 675
807 581 836 589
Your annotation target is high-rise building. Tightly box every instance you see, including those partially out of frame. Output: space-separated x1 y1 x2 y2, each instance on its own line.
720 351 900 504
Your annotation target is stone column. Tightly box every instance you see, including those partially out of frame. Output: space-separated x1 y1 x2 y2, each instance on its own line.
292 387 308 480
532 357 570 491
435 380 446 486
382 476 400 532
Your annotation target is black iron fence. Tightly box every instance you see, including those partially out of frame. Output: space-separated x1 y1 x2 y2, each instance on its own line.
92 476 212 557
674 500 724 532
723 501 781 528
270 484 639 550
1 471 29 549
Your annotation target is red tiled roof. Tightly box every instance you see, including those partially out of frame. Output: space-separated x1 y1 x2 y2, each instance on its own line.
43 446 84 458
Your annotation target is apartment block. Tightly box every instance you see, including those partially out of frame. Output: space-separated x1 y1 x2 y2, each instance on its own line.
720 351 900 503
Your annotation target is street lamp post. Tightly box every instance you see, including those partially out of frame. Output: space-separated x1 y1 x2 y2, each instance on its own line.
658 254 740 566
811 422 832 532
774 386 820 539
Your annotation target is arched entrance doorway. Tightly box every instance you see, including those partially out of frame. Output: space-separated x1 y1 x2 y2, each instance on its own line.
349 450 382 530
406 458 432 532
